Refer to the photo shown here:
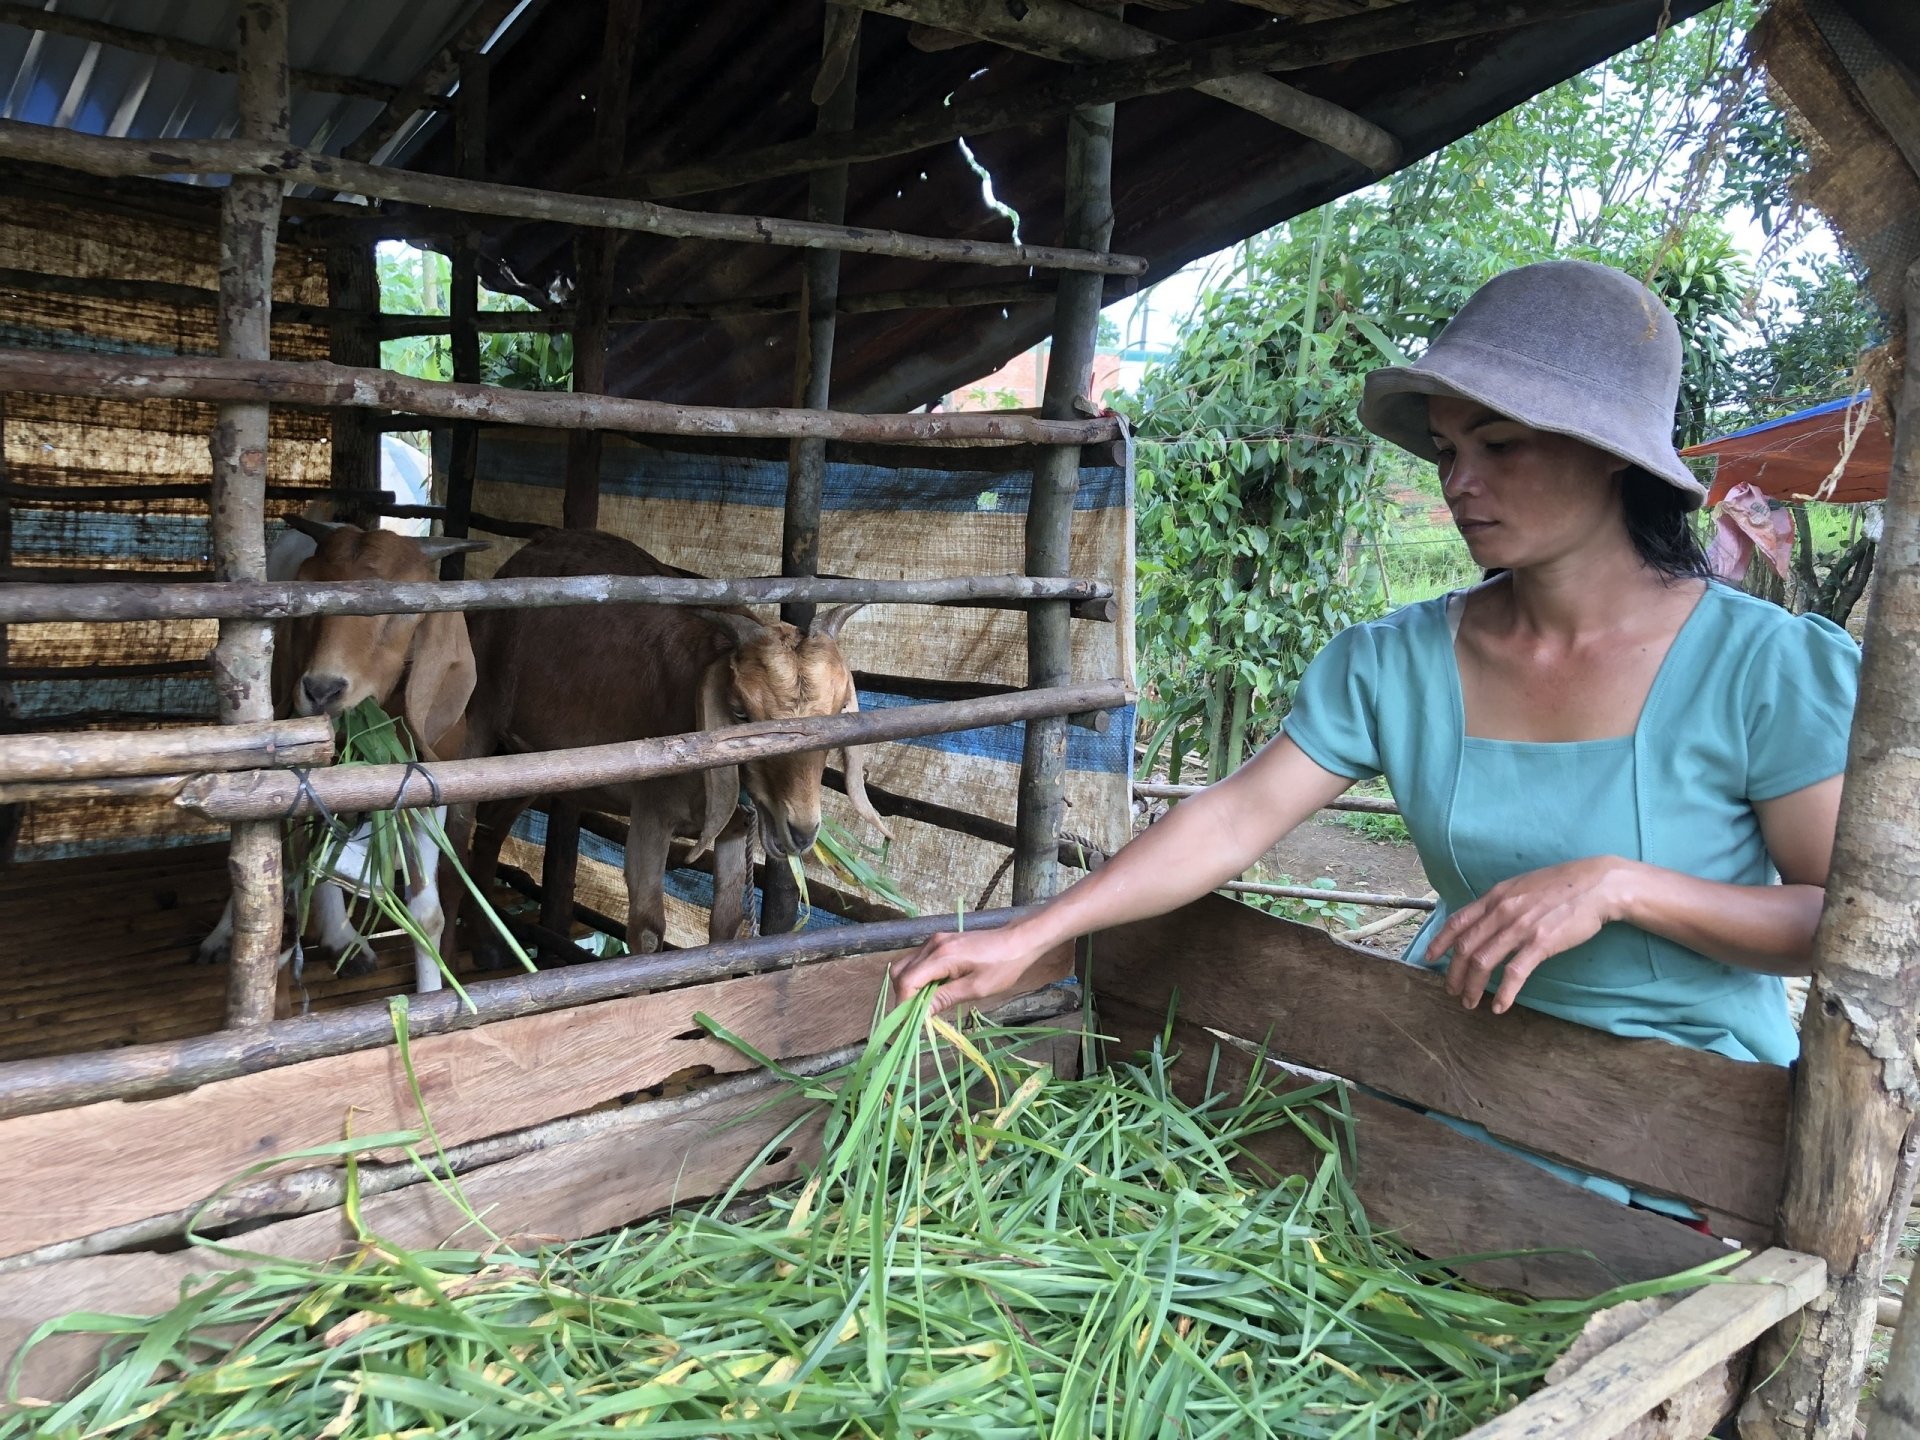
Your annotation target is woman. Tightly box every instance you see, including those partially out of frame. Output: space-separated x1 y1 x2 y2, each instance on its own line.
893 261 1858 1188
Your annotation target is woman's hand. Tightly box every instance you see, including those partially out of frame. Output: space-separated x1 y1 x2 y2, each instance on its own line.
890 923 1059 1016
1431 856 1630 1014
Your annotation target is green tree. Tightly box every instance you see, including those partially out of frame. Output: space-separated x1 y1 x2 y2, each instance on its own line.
1120 216 1396 785
377 243 573 391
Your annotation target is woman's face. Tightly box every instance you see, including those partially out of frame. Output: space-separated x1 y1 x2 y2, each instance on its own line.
1426 396 1628 570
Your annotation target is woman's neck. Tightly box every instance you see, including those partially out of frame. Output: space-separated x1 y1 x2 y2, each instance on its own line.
1484 543 1693 644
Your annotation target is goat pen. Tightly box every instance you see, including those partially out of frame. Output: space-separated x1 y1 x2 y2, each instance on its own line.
0 3 1914 1438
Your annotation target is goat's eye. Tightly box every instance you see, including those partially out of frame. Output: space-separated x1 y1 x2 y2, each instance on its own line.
730 707 750 724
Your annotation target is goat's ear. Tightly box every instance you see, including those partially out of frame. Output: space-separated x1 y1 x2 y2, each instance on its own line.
810 603 866 640
837 689 894 841
693 608 765 650
401 610 477 760
690 660 742 861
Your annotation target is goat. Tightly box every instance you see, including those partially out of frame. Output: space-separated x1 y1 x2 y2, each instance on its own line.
452 528 891 959
195 519 488 994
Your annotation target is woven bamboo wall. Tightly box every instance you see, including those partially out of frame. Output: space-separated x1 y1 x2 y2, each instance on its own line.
1 183 337 860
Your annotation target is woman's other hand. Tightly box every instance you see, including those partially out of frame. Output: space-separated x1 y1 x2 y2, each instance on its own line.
1431 856 1630 1013
890 923 1059 1016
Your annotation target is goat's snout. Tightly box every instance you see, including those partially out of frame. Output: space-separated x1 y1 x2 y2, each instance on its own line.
300 671 348 714
763 816 820 859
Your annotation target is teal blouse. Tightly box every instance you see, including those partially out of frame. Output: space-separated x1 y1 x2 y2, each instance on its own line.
1282 581 1860 1067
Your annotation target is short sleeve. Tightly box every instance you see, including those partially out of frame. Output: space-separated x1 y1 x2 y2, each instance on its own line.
1744 613 1860 802
1281 620 1383 781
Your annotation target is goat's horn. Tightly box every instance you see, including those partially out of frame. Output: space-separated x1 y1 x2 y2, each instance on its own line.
693 608 766 648
282 514 348 542
810 602 867 640
415 536 493 560
841 744 894 842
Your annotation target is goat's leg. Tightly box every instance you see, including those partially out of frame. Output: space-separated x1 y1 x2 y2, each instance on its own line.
313 882 377 976
624 804 672 955
710 807 755 944
466 795 531 970
194 897 236 965
404 808 449 993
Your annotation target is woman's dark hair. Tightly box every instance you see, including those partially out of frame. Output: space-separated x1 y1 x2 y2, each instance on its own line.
1619 465 1712 580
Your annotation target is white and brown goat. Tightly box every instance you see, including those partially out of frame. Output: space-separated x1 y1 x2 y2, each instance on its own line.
195 519 487 993
452 528 890 958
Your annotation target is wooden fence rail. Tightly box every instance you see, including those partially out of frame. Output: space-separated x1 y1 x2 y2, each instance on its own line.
0 118 1146 276
0 569 1112 625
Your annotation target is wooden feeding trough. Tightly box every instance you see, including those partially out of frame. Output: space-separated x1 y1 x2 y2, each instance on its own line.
0 0 1915 1435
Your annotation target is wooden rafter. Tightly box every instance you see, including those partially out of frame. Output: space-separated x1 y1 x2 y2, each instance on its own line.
340 0 524 163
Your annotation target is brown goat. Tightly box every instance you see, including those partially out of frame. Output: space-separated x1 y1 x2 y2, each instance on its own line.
196 520 487 993
451 528 890 958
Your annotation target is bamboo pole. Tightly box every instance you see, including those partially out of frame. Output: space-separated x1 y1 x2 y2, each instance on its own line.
844 0 1398 172
0 1 414 105
1135 781 1401 815
823 765 1106 868
213 0 289 1031
0 119 1145 275
0 397 15 864
0 350 1124 446
1014 82 1115 906
0 571 1112 625
0 904 1044 1119
0 716 330 783
621 0 1607 199
563 0 642 534
767 3 863 938
1220 879 1436 910
176 680 1127 822
1745 261 1920 1440
443 53 489 579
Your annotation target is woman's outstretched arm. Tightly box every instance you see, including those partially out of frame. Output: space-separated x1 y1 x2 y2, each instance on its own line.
890 735 1358 1012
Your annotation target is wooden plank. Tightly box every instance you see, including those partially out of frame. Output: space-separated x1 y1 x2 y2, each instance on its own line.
0 951 907 1257
1094 893 1788 1227
1462 1249 1825 1440
1100 1001 1736 1299
0 1006 1084 1402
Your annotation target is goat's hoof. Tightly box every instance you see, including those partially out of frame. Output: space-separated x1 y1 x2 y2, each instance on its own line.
316 942 377 978
471 930 516 972
192 937 231 966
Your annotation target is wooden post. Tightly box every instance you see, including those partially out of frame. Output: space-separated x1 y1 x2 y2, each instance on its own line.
1012 96 1115 904
443 53 488 580
1743 261 1920 1439
562 0 642 533
213 0 289 1029
324 241 380 525
767 3 861 937
0 396 18 862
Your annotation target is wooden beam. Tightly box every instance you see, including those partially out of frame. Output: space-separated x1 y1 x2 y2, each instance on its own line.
1743 258 1920 1437
1094 893 1790 1229
443 52 489 580
0 350 1124 448
340 0 523 163
211 0 287 1032
1015 72 1114 906
0 119 1146 275
324 242 381 525
0 1 416 106
0 716 330 783
1463 1250 1825 1440
176 681 1129 822
0 904 1046 1119
1100 1003 1736 1299
628 0 1608 198
846 0 1398 172
0 570 1113 625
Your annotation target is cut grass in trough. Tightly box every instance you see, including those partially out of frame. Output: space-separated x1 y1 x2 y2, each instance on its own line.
5 994 1737 1438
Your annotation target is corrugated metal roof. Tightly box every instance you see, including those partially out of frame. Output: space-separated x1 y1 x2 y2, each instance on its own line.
0 0 501 167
